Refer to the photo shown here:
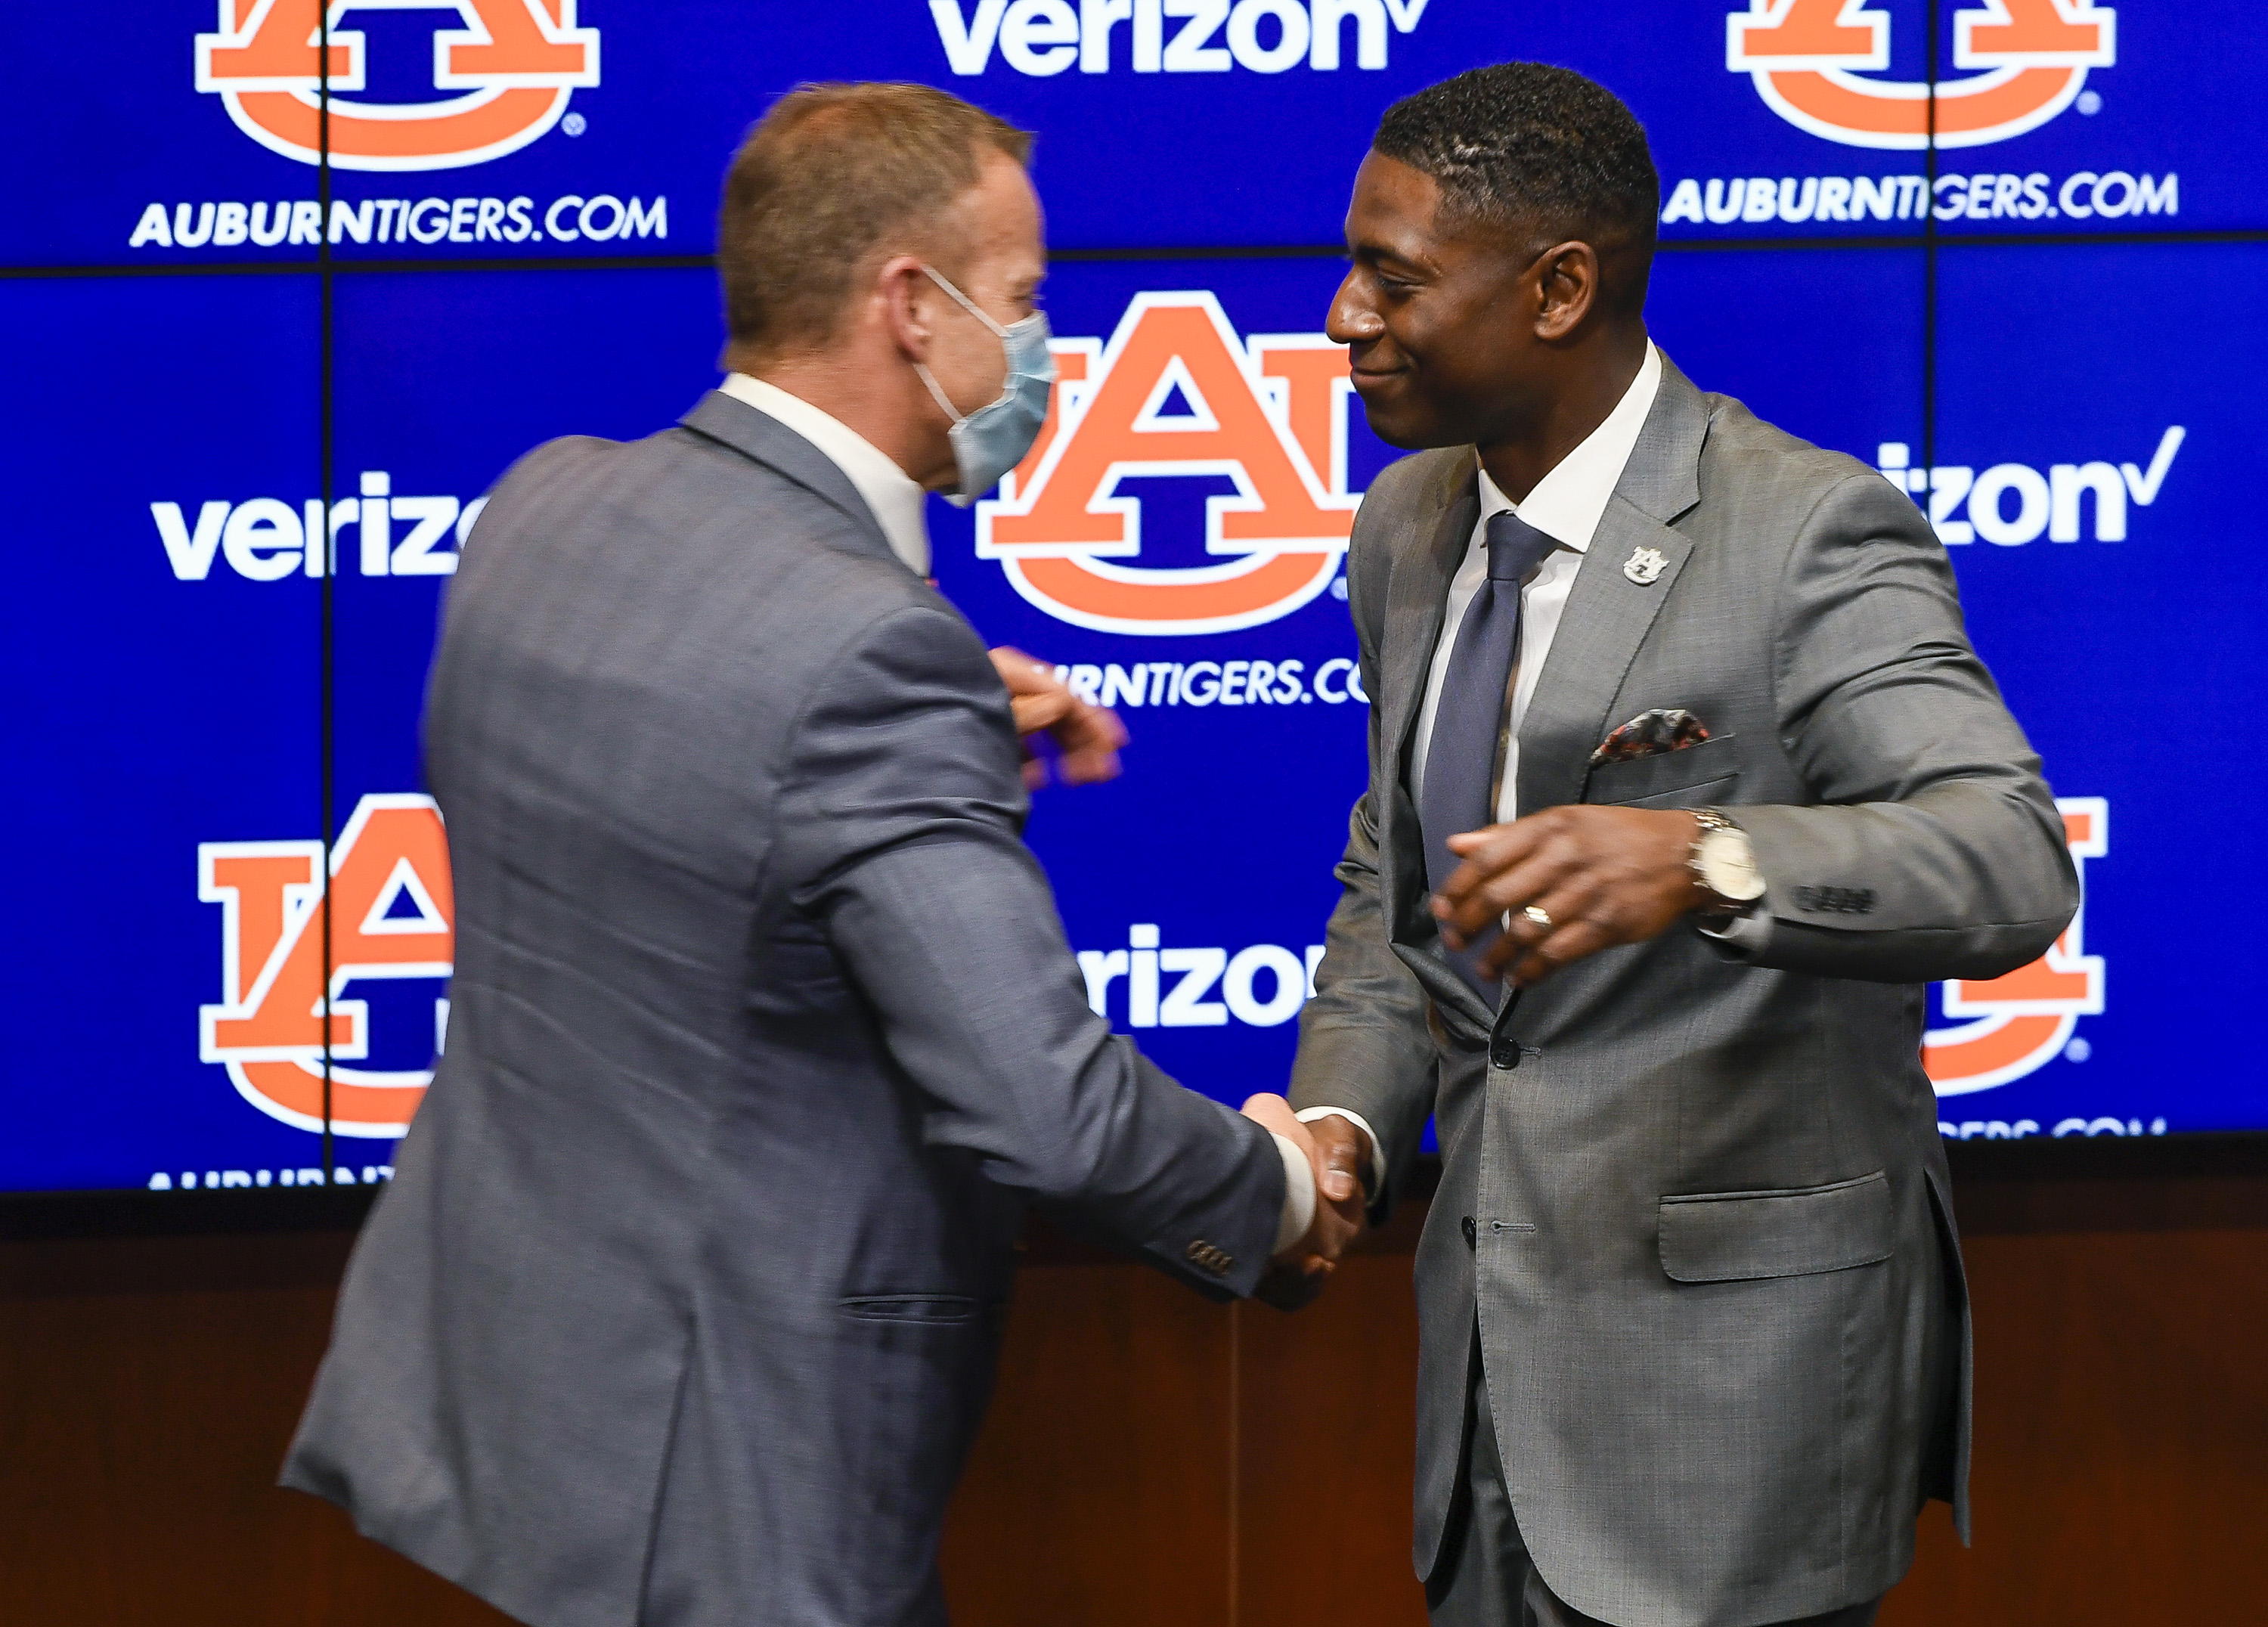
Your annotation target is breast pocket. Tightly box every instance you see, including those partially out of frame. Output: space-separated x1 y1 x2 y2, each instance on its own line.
1584 733 1741 809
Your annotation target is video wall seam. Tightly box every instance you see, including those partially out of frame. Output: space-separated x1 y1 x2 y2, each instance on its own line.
8 2 2261 1199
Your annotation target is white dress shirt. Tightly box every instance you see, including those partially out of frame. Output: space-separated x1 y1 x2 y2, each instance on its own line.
717 373 933 578
1406 342 1662 814
1303 344 1763 1188
720 376 1318 1257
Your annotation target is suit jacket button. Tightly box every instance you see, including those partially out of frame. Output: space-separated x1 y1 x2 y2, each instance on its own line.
1461 1215 1476 1248
1489 1038 1520 1071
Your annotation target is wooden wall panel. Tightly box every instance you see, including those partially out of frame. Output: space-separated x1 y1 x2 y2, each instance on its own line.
2 1152 2261 1627
1234 1251 1430 1627
0 1229 510 1627
1879 1227 2268 1625
939 1260 1236 1626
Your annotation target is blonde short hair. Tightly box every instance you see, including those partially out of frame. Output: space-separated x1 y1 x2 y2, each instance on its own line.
718 82 1033 362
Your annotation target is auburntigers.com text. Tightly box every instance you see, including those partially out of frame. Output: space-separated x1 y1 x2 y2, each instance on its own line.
127 193 668 249
1051 658 1367 709
1660 168 2177 226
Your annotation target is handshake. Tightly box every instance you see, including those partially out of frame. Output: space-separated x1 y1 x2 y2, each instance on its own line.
1239 1094 1376 1312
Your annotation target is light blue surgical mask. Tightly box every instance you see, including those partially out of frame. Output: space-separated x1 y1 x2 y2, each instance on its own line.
912 265 1055 508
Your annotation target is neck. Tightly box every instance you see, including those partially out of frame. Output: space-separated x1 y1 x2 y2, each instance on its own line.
1476 323 1650 504
735 346 948 488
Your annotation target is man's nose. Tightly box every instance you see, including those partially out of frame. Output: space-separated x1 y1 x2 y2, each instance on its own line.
1325 281 1381 344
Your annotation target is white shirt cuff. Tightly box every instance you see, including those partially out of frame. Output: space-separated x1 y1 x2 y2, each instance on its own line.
1294 1107 1388 1200
1697 898 1774 954
1270 1132 1316 1257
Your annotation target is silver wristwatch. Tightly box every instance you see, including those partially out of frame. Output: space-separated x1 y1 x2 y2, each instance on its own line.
1690 808 1768 922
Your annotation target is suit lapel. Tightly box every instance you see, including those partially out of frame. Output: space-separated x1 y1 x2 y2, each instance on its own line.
1515 356 1713 816
1377 449 1495 1033
677 390 900 566
1516 504 1692 814
1380 449 1480 783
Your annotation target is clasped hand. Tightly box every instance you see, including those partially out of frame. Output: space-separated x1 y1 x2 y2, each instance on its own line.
1216 814 1709 1311
1238 1096 1374 1312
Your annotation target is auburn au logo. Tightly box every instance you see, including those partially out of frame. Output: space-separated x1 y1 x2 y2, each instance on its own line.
1925 798 2105 1093
196 0 599 171
1728 0 2115 148
980 293 1358 636
200 794 452 1136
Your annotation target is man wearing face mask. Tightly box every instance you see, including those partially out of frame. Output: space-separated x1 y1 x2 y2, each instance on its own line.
280 83 1356 1627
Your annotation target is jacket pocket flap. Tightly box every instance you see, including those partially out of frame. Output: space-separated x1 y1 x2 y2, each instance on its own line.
839 1294 983 1324
1658 1170 1892 1283
1585 733 1740 805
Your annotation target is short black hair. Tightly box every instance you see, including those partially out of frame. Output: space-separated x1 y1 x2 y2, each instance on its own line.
1374 62 1659 267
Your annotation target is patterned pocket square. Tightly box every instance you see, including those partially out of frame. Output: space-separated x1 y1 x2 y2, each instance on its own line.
1591 708 1711 765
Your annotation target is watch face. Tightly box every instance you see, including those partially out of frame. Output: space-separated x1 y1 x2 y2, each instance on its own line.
1701 829 1769 902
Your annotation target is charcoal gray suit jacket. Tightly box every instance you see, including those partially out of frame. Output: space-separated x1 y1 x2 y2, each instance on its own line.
282 391 1288 1627
1290 356 2079 1627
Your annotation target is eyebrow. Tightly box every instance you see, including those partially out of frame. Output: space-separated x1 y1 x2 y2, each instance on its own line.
1347 237 1433 275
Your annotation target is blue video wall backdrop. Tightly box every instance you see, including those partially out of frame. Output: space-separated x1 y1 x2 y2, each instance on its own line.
4 1 2263 1195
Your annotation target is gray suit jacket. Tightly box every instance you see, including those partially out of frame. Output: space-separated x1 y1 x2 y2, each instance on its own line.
1290 357 2077 1627
283 392 1287 1627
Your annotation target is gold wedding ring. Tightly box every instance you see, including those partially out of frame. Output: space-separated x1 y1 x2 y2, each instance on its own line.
1523 905 1553 930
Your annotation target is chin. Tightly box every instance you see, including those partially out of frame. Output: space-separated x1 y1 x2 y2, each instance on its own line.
1356 404 1455 452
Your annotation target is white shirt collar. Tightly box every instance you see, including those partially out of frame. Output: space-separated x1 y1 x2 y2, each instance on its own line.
1477 342 1663 553
717 373 931 577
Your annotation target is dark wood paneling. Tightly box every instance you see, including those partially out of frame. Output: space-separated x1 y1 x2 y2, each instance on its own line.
1235 1252 1430 1627
3 1159 2261 1627
939 1261 1236 1626
1947 1133 2268 1235
1880 1226 2268 1624
0 1230 510 1627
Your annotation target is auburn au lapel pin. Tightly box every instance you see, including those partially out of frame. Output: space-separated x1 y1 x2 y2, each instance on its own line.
1623 545 1668 585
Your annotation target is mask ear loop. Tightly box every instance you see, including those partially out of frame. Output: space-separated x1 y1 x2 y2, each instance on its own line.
912 360 966 427
911 264 1013 425
921 263 1012 338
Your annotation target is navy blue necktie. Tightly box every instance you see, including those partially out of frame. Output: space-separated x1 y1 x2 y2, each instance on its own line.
1421 509 1558 993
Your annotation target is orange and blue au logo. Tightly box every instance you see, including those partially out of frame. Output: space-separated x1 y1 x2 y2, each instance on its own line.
1727 0 2115 147
1925 798 2106 1093
979 293 1358 636
200 795 453 1136
194 0 599 170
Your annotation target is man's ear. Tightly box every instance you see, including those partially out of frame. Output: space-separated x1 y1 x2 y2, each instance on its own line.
875 254 938 361
1532 241 1600 342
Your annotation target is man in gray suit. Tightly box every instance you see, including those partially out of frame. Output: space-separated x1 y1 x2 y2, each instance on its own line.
284 83 1349 1627
1287 66 2080 1627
